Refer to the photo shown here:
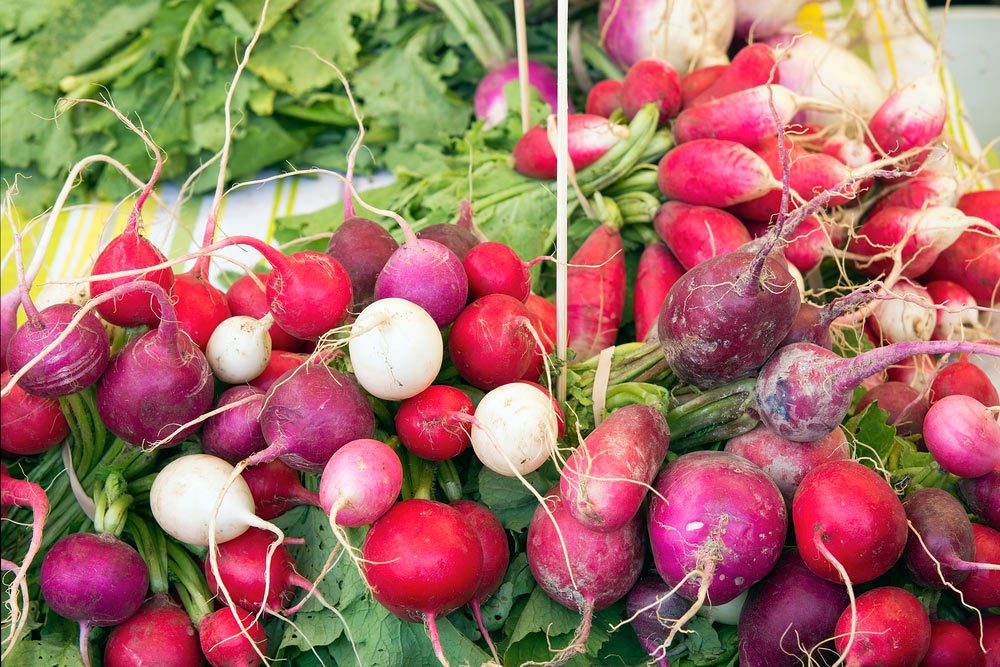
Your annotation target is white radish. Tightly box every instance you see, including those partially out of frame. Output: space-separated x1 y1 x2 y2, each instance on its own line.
471 383 558 477
872 280 936 344
206 316 273 384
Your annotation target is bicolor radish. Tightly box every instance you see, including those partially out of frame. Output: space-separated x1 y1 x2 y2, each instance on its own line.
657 139 782 207
923 395 1000 478
568 206 627 360
513 114 628 180
653 200 751 270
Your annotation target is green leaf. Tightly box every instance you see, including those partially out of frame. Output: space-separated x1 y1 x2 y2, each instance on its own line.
477 464 556 533
4 639 85 667
845 404 897 468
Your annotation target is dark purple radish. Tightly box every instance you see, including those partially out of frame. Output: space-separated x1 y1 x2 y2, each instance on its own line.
957 471 999 528
621 58 682 124
737 550 849 667
41 532 149 666
475 60 561 128
756 339 1000 442
513 114 627 180
453 500 509 662
779 284 879 349
395 385 474 460
834 587 931 667
199 607 267 667
526 487 644 664
624 576 689 666
657 247 800 388
326 216 399 310
242 460 321 521
170 271 230 352
901 488 980 589
448 295 536 389
462 241 531 302
416 221 480 261
585 80 623 117
855 381 929 437
225 273 305 352
103 594 202 667
923 395 1000 478
1 371 69 455
201 386 266 463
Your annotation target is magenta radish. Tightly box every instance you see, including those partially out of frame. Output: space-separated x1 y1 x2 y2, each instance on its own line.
206 315 273 385
250 350 308 392
513 114 627 179
225 273 304 352
690 43 779 106
737 549 849 667
40 532 149 665
674 84 803 147
395 385 474 460
522 293 557 381
326 217 400 311
567 216 627 360
725 425 850 503
849 206 975 279
199 607 267 667
103 594 202 667
448 294 536 389
475 60 562 128
585 79 623 117
0 372 69 455
901 488 980 589
452 500 509 660
621 58 682 124
657 139 781 207
755 339 1000 442
362 499 483 665
201 386 266 463
170 271 231 352
681 64 727 107
855 381 929 437
957 471 999 528
560 404 670 532
653 201 751 270
471 382 558 476
319 438 402 527
462 242 531 302
920 620 987 667
868 74 947 165
793 460 907 584
927 280 982 341
955 525 1000 608
374 232 468 328
242 460 321 521
834 587 931 667
923 395 1000 478
634 242 684 341
416 222 480 261
625 576 689 666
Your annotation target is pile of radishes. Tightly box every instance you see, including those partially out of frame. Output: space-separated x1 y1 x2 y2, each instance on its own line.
3 0 1000 665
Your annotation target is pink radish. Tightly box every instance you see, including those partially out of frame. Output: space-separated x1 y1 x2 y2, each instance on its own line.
103 595 202 667
834 587 931 666
326 217 400 311
958 189 1000 224
930 359 999 407
867 172 959 218
567 216 626 360
691 43 779 106
474 60 563 129
242 460 321 521
0 372 69 455
621 58 682 124
657 139 781 207
923 395 1000 478
319 438 402 528
0 463 49 651
448 294 537 389
633 242 684 341
199 607 267 667
733 1 808 40
747 215 830 273
395 385 474 460
225 273 305 352
201 386 266 464
462 241 531 301
653 201 751 269
513 114 627 179
585 79 623 117
868 74 947 166
674 84 802 147
681 65 727 107
855 381 929 437
955 525 1000 609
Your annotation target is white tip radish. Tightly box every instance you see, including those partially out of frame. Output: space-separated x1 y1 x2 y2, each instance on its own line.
206 316 272 384
471 383 558 477
348 298 443 401
871 280 936 344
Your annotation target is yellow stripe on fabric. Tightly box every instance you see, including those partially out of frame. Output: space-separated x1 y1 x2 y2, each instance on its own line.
797 3 828 39
871 6 899 87
264 178 284 245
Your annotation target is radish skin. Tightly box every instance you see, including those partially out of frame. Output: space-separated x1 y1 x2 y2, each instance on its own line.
923 395 1000 478
513 115 626 179
471 383 558 477
633 242 684 341
653 201 751 270
585 80 623 117
567 219 626 360
658 139 780 207
690 44 779 106
834 587 931 666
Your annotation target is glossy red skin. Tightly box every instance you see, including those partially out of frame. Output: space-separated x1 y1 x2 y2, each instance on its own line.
90 232 174 327
249 350 309 392
738 550 849 667
958 190 1000 226
527 486 643 611
923 229 1000 307
957 471 1000 528
653 201 751 270
963 614 999 664
930 361 1000 407
561 404 670 532
104 595 204 667
680 65 727 108
0 371 69 455
452 500 509 602
395 385 474 460
513 115 624 179
793 461 907 584
919 620 986 667
199 607 267 667
585 79 623 117
201 386 266 463
462 242 530 302
855 381 929 437
171 272 230 351
658 139 777 208
521 293 556 381
568 222 626 360
362 499 483 622
448 294 534 389
226 274 305 352
634 242 684 342
834 587 931 666
204 527 296 613
325 216 399 310
955 525 1000 609
416 224 479 261
241 460 320 521
691 44 778 107
622 58 682 125
902 488 975 588
266 251 352 340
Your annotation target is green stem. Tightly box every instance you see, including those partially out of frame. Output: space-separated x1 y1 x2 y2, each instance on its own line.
433 0 509 70
579 34 625 80
409 452 436 501
93 480 107 534
438 460 464 503
127 515 169 594
667 379 759 448
60 35 150 93
103 495 133 537
166 541 213 625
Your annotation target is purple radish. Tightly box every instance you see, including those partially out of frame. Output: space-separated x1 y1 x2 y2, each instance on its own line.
923 395 1000 478
855 381 929 438
779 284 879 349
201 386 267 463
326 217 399 311
957 471 999 528
475 60 562 128
625 576 690 666
416 219 480 261
902 488 982 589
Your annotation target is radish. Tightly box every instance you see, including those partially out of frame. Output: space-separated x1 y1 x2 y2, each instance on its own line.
206 315 273 385
560 404 670 532
199 607 267 667
474 60 562 128
653 200 751 270
249 350 309 392
746 215 831 274
886 352 937 388
724 425 850 503
792 460 907 584
755 339 1000 442
522 293 557 381
920 620 987 667
690 43 779 106
855 381 929 437
362 499 482 666
585 79 623 117
657 139 781 207
103 594 202 667
867 172 959 218
869 279 936 344
513 114 627 179
923 395 1000 478
955 525 1000 609
201 386 267 463
957 471 999 528
449 295 536 389
822 134 876 190
416 220 480 261
924 227 1000 307
737 550 849 667
964 615 999 663
621 58 682 124
319 438 402 527
395 385 474 460
902 488 982 589
170 271 231 352
568 212 626 360
470 382 558 477
673 85 810 147
868 74 947 166
40 532 149 666
462 242 531 302
242 460 321 521
327 217 400 311
680 64 727 107
733 1 806 40
624 577 687 666
520 380 567 438
0 371 69 455
779 284 880 350
633 242 684 341
927 280 982 341
958 189 1000 224
834 587 931 667
225 273 305 352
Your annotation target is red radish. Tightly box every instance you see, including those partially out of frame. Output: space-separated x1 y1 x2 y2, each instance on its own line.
474 60 563 129
691 44 778 106
201 386 266 464
89 224 173 329
867 172 959 218
417 221 480 261
725 425 850 503
653 201 751 270
868 74 947 166
930 359 999 407
375 232 468 328
793 461 907 584
462 242 531 301
955 525 1000 609
395 385 474 460
681 65 727 107
755 340 1000 442
957 471 999 528
103 594 202 667
225 273 305 352
448 294 536 389
319 438 402 527
521 293 556 381
674 85 802 147
902 488 981 588
923 395 1000 478
513 114 627 179
657 139 781 207
621 58 682 124
560 404 670 532
249 350 308 392
958 189 1000 225
0 372 69 455
927 280 981 341
567 216 626 360
634 242 684 341
965 615 1000 666
263 249 352 340
585 79 623 117
1 463 49 650
199 607 267 667
362 499 483 665
242 460 321 521
834 587 931 666
737 550 849 667
625 577 689 666
855 381 929 437
920 620 987 667
924 228 1000 307
326 217 400 311
170 271 230 352
452 500 509 661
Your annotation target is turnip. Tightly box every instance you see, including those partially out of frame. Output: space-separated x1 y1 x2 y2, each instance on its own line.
225 273 305 352
395 385 474 460
470 382 558 477
833 587 931 667
242 460 321 521
199 607 267 667
653 200 751 270
326 217 400 311
0 371 69 455
568 210 627 360
206 315 273 385
201 386 267 464
449 294 538 389
957 471 999 528
103 594 202 667
657 139 782 207
623 576 688 666
621 58 682 125
634 242 684 341
920 620 987 667
513 114 628 179
955 525 1000 609
855 381 929 437
462 241 531 302
585 79 623 117
923 395 1000 478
